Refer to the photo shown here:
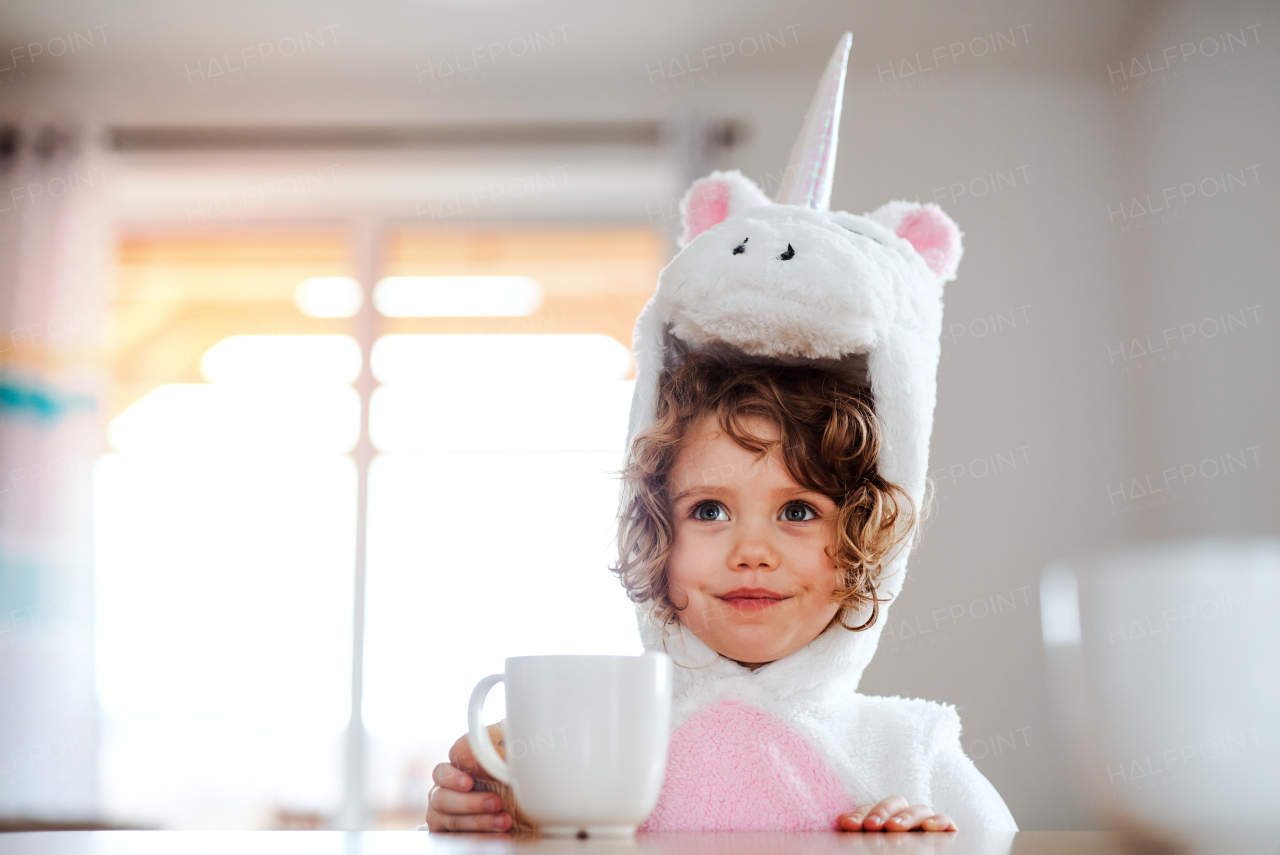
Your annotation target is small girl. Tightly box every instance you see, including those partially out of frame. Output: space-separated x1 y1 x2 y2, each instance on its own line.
426 33 1017 834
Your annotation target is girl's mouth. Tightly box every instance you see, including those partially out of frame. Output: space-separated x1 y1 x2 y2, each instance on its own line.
716 587 792 611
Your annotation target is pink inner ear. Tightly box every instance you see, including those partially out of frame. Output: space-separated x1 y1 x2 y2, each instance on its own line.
682 180 730 245
896 206 961 279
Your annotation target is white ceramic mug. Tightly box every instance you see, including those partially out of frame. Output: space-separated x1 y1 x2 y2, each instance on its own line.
467 653 673 837
1041 537 1280 837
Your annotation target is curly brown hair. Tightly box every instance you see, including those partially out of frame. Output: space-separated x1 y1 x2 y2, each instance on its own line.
612 348 918 637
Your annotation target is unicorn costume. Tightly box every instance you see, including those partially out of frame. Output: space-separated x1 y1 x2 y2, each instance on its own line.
628 34 1017 832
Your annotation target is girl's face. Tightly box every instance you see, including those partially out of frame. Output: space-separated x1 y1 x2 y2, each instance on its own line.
666 413 842 669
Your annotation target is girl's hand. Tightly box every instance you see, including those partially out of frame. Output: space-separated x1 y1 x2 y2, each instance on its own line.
424 723 513 833
839 796 957 832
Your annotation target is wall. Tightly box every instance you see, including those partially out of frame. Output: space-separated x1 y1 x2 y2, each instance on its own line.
1113 0 1278 539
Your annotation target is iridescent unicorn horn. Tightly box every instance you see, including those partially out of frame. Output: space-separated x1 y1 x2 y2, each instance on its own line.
774 31 852 211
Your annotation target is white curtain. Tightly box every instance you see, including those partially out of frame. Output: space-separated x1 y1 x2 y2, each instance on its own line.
0 122 109 821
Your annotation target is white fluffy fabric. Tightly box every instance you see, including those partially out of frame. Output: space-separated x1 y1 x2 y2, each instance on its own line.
647 625 1018 831
623 170 1016 829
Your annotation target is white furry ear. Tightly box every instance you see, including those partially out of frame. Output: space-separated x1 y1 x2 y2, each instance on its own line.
678 169 771 249
867 201 964 282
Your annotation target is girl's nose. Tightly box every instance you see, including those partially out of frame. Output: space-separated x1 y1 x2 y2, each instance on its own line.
728 523 780 571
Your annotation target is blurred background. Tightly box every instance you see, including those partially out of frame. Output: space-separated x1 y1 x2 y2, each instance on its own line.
0 0 1275 833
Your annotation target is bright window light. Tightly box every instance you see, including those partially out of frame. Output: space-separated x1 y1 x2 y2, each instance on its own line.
95 453 356 735
201 335 362 385
370 334 630 385
109 384 360 454
94 450 356 825
373 276 542 317
370 381 633 453
296 277 363 318
362 451 643 740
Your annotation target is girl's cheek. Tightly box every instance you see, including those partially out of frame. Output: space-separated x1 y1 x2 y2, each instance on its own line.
670 591 704 633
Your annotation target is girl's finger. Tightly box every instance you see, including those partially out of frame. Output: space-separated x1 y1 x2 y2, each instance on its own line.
884 804 933 831
448 722 504 775
921 813 957 832
864 795 909 829
430 762 472 791
430 785 504 816
425 807 511 833
838 805 875 831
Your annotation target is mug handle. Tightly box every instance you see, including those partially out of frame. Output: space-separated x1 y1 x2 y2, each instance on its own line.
467 673 512 784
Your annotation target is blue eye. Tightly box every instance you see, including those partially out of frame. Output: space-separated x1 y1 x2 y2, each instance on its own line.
780 502 816 522
693 502 729 522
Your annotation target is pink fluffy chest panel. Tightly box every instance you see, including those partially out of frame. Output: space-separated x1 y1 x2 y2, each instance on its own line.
639 699 856 831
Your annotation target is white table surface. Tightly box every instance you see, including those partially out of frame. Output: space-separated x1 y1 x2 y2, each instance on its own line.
1 831 1278 855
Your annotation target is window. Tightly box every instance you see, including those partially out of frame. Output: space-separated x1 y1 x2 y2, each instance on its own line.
95 226 662 828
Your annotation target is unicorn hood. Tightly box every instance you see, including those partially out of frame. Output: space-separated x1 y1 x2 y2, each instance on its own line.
624 32 964 693
613 38 1016 833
